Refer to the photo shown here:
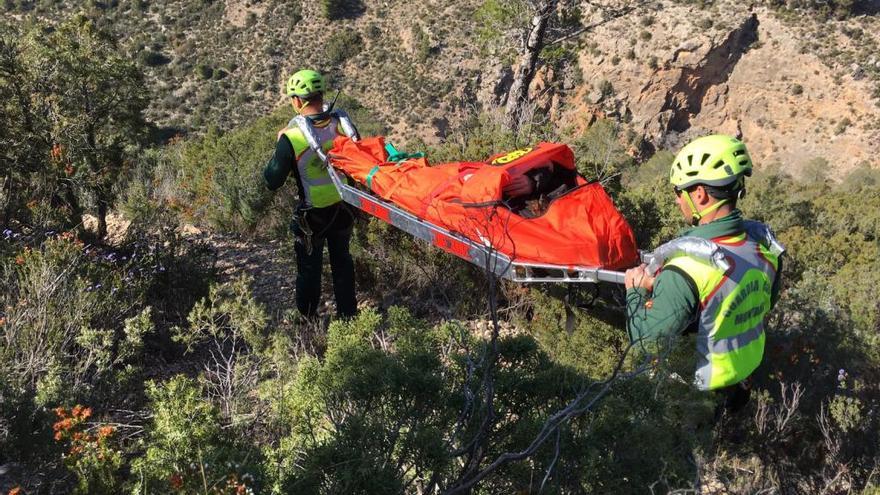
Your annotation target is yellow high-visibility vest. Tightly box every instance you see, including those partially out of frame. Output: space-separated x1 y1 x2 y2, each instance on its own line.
664 225 780 390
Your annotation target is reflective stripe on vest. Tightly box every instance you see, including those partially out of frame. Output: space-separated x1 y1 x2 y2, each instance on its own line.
663 225 780 391
282 119 342 208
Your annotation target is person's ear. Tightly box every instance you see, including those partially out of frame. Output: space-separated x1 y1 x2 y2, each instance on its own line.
693 185 709 205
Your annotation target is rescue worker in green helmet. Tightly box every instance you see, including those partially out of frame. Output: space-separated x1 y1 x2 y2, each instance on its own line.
263 69 358 319
624 135 784 411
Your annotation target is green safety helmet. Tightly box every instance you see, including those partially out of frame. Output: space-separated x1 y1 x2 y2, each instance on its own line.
670 134 753 190
285 69 326 98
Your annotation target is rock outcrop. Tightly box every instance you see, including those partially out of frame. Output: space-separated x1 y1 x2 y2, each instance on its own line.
567 3 880 175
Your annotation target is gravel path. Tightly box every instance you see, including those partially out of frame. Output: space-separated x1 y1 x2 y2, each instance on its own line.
200 232 299 318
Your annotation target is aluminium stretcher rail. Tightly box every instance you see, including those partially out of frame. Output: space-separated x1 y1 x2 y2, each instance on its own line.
323 154 630 284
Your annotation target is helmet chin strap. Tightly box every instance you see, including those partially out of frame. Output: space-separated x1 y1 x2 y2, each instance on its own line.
292 97 308 114
683 190 728 226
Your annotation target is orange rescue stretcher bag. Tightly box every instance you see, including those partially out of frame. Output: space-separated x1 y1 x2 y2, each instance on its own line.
329 136 640 270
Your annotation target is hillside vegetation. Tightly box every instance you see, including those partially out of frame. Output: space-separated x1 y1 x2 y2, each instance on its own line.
4 0 879 172
2 2 880 494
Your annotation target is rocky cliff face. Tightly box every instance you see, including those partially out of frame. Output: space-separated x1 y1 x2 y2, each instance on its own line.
550 2 880 175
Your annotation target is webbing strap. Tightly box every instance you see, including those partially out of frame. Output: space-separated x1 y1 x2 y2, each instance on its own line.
385 143 399 157
366 165 380 190
385 141 425 163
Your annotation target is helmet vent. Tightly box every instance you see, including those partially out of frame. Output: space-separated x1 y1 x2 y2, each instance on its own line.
712 160 724 169
700 153 710 165
733 149 746 157
686 171 699 176
738 159 749 166
687 155 693 166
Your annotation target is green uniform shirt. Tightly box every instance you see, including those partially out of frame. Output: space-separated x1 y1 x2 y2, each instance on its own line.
626 210 783 344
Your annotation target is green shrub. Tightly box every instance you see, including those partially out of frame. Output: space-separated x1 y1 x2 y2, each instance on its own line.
801 156 830 183
259 305 705 493
131 375 260 494
411 24 434 62
0 237 153 406
168 110 287 233
474 0 527 57
571 119 634 187
325 30 363 65
196 63 213 80
841 162 880 191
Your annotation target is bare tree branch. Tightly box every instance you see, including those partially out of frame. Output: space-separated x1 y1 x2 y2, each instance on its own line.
443 339 652 494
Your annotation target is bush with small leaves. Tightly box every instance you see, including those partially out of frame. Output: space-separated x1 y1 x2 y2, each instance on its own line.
131 375 260 494
196 63 213 80
325 30 363 66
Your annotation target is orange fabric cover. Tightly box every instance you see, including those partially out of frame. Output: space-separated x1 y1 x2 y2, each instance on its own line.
329 136 639 270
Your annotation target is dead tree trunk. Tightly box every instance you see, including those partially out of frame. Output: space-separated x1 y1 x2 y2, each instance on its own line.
505 0 558 130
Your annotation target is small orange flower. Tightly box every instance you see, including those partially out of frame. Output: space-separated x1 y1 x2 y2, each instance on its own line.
169 473 184 490
14 256 24 266
80 407 92 419
51 143 63 161
98 425 115 439
54 418 73 432
54 431 63 441
8 486 23 495
71 405 82 417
